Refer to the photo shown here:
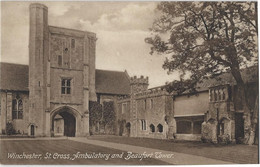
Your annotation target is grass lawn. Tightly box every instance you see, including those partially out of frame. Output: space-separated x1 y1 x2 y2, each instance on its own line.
89 135 259 164
0 139 169 165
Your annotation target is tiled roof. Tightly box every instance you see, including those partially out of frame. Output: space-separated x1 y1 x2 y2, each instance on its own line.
195 66 258 92
95 69 130 95
0 62 131 95
147 66 258 95
0 62 29 91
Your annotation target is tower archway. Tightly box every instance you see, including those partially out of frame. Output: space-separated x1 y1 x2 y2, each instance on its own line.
50 106 80 137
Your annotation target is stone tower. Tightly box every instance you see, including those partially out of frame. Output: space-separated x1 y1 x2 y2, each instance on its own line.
28 3 49 136
129 76 149 137
28 3 96 137
130 76 149 94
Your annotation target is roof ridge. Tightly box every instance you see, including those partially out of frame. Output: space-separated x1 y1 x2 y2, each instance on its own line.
0 62 28 66
96 69 126 73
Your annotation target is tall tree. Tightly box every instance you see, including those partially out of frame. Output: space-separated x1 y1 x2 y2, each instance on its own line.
146 2 258 144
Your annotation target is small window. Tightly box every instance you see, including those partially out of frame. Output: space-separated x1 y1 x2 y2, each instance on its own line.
144 99 147 110
150 99 153 109
150 124 155 132
157 124 163 133
71 39 75 48
61 79 71 94
122 103 127 114
222 88 226 100
218 89 222 101
141 119 146 130
58 55 62 66
214 89 217 101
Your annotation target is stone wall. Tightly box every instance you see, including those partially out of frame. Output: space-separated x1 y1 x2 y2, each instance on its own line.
174 92 208 116
117 86 171 139
0 91 29 135
202 85 236 143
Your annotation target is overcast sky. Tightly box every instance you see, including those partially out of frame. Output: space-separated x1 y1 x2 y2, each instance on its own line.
1 1 179 88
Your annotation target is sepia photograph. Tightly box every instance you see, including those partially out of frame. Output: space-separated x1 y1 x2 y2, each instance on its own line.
0 1 259 165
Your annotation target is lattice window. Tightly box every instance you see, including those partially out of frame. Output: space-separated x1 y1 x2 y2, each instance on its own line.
12 98 23 119
61 79 71 94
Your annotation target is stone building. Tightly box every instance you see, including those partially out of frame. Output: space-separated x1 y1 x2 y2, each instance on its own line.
0 3 258 144
117 76 174 139
116 67 258 143
0 3 130 137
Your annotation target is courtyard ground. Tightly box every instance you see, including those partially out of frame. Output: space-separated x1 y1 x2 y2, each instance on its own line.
0 136 258 165
88 135 259 164
0 139 169 165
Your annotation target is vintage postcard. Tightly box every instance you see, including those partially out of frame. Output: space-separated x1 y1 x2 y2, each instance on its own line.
0 1 259 165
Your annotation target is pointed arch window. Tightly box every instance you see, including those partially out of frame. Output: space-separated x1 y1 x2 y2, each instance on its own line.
150 124 155 132
157 124 163 133
12 98 23 119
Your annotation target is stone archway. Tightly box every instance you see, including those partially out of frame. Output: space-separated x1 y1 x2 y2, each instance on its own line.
50 106 80 137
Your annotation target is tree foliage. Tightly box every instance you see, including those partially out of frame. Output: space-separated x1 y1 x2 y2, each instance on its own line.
89 101 116 134
146 2 258 144
146 2 257 91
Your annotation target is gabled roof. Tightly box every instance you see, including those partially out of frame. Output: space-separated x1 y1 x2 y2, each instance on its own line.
196 66 258 92
0 62 29 91
0 62 131 95
95 69 130 95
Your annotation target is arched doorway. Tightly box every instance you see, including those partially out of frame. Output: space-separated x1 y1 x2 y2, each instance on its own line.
125 122 131 137
51 107 77 137
118 120 126 136
30 125 35 136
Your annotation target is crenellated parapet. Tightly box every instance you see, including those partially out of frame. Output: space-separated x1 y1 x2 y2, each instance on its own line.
130 75 149 94
130 76 149 85
134 87 168 99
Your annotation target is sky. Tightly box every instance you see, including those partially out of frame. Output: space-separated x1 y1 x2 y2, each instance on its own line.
1 1 179 88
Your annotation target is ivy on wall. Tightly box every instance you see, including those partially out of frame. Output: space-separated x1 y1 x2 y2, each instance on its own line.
89 101 116 135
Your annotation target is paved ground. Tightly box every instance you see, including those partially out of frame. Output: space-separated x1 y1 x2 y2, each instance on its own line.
88 135 259 164
0 139 168 165
70 137 231 165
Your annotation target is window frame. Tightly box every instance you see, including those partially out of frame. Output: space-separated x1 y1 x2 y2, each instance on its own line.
12 98 23 120
61 78 72 95
141 119 146 130
122 103 127 114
